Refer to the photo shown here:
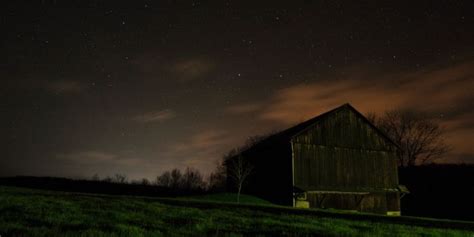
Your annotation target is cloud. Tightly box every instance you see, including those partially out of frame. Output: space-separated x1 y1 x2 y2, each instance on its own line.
226 103 263 114
129 54 215 82
132 109 176 123
442 111 474 162
53 150 156 179
161 129 235 174
55 151 143 166
229 61 473 124
172 130 229 151
46 80 87 94
56 151 117 163
171 58 215 81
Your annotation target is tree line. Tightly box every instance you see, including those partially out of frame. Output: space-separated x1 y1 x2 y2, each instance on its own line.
89 166 227 193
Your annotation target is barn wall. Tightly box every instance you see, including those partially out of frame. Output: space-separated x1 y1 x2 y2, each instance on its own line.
293 108 399 191
293 144 398 190
292 107 400 213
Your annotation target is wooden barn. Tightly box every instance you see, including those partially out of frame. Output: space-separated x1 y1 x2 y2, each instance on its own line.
227 104 406 215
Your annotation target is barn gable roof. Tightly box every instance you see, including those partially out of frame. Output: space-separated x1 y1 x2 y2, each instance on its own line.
249 103 399 150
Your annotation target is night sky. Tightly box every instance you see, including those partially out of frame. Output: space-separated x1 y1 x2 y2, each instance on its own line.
1 0 473 180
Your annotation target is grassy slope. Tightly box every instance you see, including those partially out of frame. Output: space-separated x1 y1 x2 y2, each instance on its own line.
0 186 473 237
181 193 273 205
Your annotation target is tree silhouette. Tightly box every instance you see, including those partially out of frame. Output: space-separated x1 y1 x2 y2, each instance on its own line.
113 174 128 184
370 109 451 167
170 169 183 189
182 167 205 190
208 159 226 192
156 171 172 187
227 155 253 203
140 178 150 186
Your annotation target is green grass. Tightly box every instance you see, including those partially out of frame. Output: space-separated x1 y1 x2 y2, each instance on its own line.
181 192 273 205
0 186 473 237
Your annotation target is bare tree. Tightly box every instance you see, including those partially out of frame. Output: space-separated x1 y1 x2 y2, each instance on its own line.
170 168 183 189
156 171 172 187
182 167 205 190
113 173 128 184
208 159 226 192
371 109 451 167
227 155 253 203
140 178 150 186
102 176 113 183
157 168 184 189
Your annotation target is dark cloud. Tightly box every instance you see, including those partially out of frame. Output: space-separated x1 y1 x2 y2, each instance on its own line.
45 80 88 94
132 109 176 123
170 58 216 81
255 61 474 124
160 129 234 174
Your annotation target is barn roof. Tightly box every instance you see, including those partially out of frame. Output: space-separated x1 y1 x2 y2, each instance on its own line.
247 103 399 150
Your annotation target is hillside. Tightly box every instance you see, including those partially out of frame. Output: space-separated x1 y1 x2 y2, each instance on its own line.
1 186 473 236
181 193 273 205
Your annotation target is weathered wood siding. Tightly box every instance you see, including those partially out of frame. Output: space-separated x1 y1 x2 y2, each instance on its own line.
293 145 398 190
293 107 399 191
292 107 394 151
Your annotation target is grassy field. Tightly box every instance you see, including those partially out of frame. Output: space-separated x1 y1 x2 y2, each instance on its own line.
1 186 473 237
181 193 273 205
